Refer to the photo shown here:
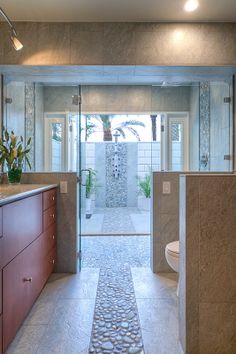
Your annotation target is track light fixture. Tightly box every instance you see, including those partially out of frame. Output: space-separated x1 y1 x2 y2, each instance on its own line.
0 7 23 51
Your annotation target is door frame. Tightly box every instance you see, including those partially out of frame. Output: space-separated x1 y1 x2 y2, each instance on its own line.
44 112 69 171
161 112 189 171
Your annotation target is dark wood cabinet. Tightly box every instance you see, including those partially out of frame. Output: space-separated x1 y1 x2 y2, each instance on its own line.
43 189 56 211
0 187 57 353
43 205 56 231
0 208 2 237
0 271 2 315
0 315 2 354
2 194 42 267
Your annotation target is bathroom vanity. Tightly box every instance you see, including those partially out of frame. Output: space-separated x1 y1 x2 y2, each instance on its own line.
0 184 57 353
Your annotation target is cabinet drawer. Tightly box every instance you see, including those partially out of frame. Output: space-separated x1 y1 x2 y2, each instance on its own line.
0 314 2 354
43 205 56 231
0 271 2 315
43 246 57 281
42 223 56 254
0 208 2 237
2 232 55 351
43 189 56 211
2 194 42 267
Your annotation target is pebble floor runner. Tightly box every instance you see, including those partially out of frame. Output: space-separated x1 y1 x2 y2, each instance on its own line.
89 264 145 353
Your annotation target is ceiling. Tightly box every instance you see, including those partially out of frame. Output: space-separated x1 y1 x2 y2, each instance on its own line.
1 66 235 85
0 0 236 22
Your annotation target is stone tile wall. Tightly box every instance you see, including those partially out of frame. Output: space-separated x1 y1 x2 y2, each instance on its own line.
179 174 236 354
0 23 236 65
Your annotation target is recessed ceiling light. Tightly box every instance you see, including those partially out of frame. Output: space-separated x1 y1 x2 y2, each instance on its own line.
184 0 199 12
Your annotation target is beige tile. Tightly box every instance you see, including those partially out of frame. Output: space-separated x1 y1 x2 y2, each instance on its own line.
70 25 104 65
199 177 236 303
132 268 178 300
36 299 94 353
103 23 136 65
137 298 180 354
58 268 99 299
6 325 47 354
199 303 236 354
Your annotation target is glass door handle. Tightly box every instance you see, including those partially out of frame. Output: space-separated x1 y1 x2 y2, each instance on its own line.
79 169 91 186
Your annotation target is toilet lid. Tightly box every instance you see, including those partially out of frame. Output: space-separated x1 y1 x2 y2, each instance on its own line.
166 241 179 254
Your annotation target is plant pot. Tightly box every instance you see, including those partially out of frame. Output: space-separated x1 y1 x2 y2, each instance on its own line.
86 198 92 219
138 196 150 211
7 167 22 184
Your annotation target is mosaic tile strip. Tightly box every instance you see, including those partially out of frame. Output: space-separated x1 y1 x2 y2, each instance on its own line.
82 235 150 268
106 143 127 207
102 207 135 234
89 264 145 354
25 82 35 171
199 82 210 171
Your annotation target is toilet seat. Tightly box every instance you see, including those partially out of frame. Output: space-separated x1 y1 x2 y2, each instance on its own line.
166 241 179 257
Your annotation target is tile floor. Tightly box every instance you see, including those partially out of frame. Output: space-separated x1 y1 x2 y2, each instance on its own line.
6 235 180 354
6 269 180 354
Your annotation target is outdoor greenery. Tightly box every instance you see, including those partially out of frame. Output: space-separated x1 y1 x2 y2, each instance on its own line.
138 173 151 198
86 168 97 198
85 114 145 141
0 127 32 171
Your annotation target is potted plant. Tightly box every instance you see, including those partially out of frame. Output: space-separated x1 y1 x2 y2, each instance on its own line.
0 127 31 184
138 173 151 211
85 168 97 219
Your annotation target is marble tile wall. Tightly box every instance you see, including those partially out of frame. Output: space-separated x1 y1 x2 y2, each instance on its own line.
0 23 236 65
22 172 78 273
179 174 236 354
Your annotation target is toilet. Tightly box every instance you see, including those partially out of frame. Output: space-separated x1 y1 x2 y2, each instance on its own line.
165 241 179 295
165 241 179 272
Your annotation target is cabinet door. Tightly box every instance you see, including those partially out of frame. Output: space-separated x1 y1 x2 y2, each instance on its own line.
0 271 2 315
0 208 2 237
2 194 42 267
0 314 2 354
0 208 2 269
3 236 44 350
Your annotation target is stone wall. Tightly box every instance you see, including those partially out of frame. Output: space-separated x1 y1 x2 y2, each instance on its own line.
0 23 235 65
179 174 236 354
86 142 160 208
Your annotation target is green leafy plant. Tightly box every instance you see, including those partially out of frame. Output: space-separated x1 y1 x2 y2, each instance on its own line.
0 127 32 171
86 168 97 198
138 174 151 198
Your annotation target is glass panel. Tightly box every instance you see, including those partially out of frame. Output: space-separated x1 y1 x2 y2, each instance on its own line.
209 81 232 171
170 121 183 171
51 122 63 171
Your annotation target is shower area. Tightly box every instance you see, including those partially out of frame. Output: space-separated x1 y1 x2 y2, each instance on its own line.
1 78 233 240
80 120 157 236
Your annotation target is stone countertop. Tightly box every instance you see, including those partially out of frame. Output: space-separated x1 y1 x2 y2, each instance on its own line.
0 184 58 206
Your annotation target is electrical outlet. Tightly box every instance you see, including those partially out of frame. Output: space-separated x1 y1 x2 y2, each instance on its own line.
163 181 171 194
60 181 68 194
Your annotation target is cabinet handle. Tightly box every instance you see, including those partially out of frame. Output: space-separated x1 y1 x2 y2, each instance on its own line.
24 277 33 282
52 196 55 201
50 214 55 219
51 259 55 265
52 235 55 240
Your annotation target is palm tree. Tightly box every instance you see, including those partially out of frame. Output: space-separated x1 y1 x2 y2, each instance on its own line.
85 114 145 141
